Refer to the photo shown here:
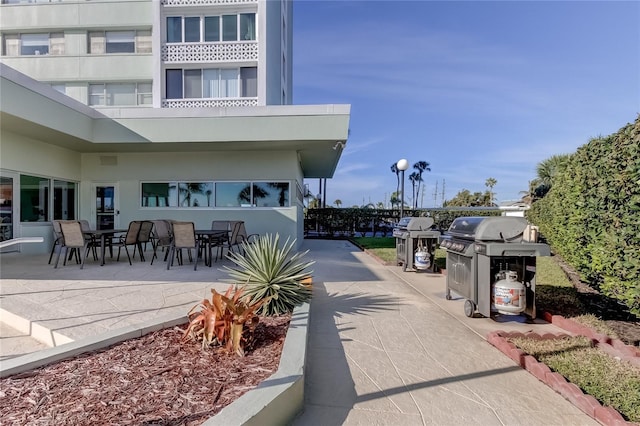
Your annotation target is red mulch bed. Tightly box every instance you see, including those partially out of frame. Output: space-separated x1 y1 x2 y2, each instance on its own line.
0 315 290 425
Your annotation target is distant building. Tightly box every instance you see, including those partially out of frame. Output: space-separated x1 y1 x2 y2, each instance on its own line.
0 0 351 253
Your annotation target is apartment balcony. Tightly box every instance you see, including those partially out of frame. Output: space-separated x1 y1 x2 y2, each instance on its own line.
161 0 257 6
161 41 258 63
162 98 258 108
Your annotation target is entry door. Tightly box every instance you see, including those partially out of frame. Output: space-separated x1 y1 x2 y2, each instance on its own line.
95 184 118 230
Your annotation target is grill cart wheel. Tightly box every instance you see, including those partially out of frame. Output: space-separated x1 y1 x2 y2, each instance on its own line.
464 299 476 317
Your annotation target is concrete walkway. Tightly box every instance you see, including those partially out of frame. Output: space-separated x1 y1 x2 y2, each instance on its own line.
0 239 597 425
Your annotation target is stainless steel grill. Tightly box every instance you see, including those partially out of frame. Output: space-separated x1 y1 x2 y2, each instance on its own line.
439 216 550 318
393 217 441 272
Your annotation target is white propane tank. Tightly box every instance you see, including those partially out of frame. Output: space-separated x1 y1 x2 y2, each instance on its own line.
414 249 430 270
492 271 526 315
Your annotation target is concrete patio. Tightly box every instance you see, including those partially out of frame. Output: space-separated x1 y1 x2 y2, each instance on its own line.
0 239 598 425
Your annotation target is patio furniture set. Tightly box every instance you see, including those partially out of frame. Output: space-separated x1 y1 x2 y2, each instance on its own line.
48 219 257 270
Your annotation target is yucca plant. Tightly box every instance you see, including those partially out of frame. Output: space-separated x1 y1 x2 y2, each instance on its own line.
183 285 268 356
223 233 314 316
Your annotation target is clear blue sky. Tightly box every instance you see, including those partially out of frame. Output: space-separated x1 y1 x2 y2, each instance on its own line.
293 0 640 208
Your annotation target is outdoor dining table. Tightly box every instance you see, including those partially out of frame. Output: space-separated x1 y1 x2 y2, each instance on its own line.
195 229 228 267
83 229 126 266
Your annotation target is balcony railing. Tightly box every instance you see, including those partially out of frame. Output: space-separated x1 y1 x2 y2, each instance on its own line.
161 41 257 63
161 0 257 6
162 98 258 108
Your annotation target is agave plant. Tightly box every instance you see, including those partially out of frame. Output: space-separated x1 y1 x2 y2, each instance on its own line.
223 233 314 316
183 285 268 356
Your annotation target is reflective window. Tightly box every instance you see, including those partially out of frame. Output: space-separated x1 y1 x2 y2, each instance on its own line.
215 182 250 207
222 15 238 41
89 82 152 106
253 182 289 207
240 13 256 40
184 17 200 42
53 180 76 220
20 175 49 222
167 17 182 43
204 16 220 42
0 177 13 241
142 182 177 207
166 69 183 99
178 182 213 207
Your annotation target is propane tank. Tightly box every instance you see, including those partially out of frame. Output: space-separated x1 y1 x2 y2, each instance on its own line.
414 248 431 270
492 271 526 315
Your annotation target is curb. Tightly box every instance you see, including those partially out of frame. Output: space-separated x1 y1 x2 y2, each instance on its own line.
1 303 310 426
487 330 636 425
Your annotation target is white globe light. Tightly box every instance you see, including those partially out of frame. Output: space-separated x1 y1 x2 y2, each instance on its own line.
397 158 409 171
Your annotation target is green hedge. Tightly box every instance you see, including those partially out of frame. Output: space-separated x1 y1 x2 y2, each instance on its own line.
528 116 640 315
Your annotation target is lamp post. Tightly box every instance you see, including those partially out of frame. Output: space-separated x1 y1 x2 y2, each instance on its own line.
396 158 409 219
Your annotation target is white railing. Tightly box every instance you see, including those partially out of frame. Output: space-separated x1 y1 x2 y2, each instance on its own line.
0 237 44 249
161 41 258 63
162 98 258 108
161 0 257 6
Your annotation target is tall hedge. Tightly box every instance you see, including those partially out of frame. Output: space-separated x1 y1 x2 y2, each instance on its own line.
528 116 640 315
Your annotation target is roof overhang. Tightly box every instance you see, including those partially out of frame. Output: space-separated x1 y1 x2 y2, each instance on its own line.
0 63 351 178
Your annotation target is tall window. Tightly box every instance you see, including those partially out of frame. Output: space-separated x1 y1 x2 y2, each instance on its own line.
53 180 76 220
20 175 49 222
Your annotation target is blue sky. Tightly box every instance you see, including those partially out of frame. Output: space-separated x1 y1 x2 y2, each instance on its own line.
292 0 640 208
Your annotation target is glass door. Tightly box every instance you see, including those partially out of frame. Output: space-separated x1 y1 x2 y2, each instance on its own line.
0 176 14 243
95 184 118 230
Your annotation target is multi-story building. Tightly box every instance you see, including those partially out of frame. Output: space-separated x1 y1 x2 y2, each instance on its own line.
0 0 292 108
0 0 350 255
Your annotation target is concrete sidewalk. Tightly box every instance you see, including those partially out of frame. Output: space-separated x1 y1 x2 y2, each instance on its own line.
0 239 597 425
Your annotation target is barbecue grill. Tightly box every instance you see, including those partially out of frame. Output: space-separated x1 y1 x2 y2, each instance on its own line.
439 216 550 318
393 217 441 272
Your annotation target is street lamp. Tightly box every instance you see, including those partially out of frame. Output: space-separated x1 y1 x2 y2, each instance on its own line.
397 158 409 218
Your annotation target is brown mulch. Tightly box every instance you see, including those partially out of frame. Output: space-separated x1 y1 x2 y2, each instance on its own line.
0 315 290 426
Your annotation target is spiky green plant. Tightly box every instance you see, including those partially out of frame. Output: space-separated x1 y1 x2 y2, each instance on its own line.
223 233 314 316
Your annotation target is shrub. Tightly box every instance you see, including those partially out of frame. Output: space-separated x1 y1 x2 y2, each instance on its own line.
223 233 314 316
183 285 268 356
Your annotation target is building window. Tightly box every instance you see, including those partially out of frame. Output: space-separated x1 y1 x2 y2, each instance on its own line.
20 34 49 55
89 82 152 106
88 30 151 54
53 180 76 220
141 181 290 208
20 175 49 222
166 67 256 100
141 182 177 207
166 14 256 43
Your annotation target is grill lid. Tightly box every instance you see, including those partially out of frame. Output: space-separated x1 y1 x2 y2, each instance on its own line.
447 216 528 242
397 217 434 231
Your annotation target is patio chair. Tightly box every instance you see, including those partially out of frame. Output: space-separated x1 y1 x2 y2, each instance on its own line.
225 221 259 256
48 220 64 264
132 220 154 261
150 219 172 265
55 221 89 269
167 221 200 270
78 219 99 261
112 221 142 265
208 220 230 262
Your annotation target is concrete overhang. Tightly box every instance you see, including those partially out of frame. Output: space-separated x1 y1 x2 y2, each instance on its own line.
0 63 351 178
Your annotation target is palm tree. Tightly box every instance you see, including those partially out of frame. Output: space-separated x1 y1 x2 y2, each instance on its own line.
389 191 401 209
537 154 570 188
485 177 497 206
412 161 431 207
334 199 342 208
408 171 420 209
180 183 206 207
390 163 399 208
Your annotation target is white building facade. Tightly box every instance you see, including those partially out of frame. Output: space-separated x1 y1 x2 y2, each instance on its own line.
0 0 350 254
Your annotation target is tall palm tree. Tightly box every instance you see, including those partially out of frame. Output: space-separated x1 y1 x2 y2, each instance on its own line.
390 163 399 209
413 161 431 208
408 171 420 209
485 177 497 206
334 199 342 208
